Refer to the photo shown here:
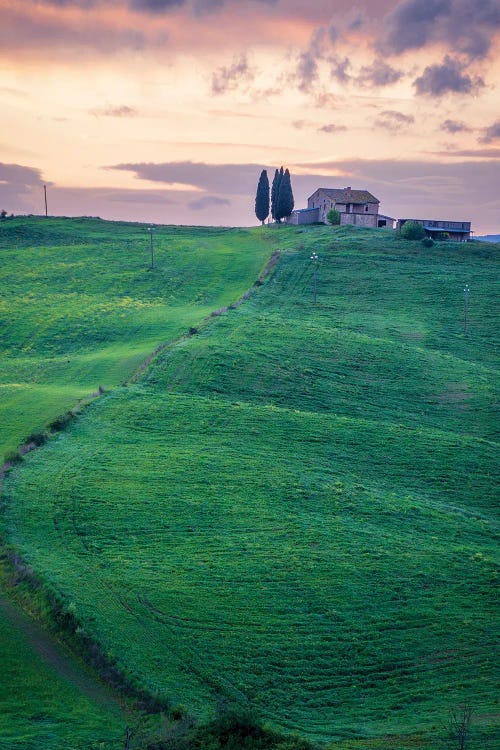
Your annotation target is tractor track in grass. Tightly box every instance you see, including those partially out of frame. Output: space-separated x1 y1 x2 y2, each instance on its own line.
0 592 125 713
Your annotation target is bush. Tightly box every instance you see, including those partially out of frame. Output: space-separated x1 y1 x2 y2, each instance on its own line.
168 707 318 750
48 412 74 431
400 221 425 240
25 431 48 447
326 208 340 226
421 237 434 248
437 232 450 241
3 449 23 465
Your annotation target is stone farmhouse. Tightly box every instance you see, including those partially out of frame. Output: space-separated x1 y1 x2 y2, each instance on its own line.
286 187 392 228
285 186 471 239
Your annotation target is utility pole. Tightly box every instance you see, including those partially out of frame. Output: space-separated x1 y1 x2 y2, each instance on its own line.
311 252 318 305
148 226 155 269
44 184 48 217
464 284 470 335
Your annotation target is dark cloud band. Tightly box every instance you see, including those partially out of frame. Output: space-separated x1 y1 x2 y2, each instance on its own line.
34 0 277 12
107 161 271 196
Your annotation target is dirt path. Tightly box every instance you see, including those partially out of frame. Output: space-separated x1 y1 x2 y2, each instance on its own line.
0 593 126 714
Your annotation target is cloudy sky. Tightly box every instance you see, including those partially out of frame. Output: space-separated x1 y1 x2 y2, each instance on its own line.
1 0 499 232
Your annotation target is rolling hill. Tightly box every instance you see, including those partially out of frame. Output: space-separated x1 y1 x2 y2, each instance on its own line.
2 223 498 748
0 217 276 458
476 235 500 243
0 216 282 750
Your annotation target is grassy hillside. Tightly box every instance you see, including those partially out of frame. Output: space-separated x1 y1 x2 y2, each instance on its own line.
0 216 280 750
2 225 498 748
0 217 276 457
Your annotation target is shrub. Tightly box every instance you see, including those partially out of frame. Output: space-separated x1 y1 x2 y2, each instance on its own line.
3 449 23 465
421 237 434 248
170 707 319 750
400 221 425 240
25 431 48 447
437 232 450 241
48 412 74 431
326 208 340 225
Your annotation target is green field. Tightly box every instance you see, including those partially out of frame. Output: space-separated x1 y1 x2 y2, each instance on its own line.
0 217 276 457
0 591 126 750
2 222 498 748
0 217 281 750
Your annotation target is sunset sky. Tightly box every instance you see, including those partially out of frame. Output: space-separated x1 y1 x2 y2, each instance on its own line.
1 0 499 233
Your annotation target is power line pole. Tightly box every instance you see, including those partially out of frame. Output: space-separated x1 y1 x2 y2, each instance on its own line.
311 252 318 305
148 226 155 269
44 184 48 217
464 284 470 336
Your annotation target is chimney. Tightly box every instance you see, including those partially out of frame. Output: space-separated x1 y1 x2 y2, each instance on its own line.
346 186 352 191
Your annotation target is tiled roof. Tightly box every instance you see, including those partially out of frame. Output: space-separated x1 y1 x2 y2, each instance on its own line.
312 188 380 204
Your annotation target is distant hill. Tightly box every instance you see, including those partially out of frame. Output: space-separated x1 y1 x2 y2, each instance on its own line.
476 234 500 243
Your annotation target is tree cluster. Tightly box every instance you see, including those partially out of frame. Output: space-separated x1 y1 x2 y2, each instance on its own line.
255 167 294 225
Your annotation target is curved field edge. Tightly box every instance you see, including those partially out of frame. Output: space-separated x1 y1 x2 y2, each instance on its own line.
0 217 286 750
2 230 498 748
0 217 283 457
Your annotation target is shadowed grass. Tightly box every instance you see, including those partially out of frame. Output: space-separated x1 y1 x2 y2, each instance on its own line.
0 591 125 750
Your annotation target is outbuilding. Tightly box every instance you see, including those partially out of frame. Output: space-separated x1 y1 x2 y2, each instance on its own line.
397 218 471 241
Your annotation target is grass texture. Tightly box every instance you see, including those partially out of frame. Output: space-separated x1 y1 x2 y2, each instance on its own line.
0 592 125 750
0 216 278 750
0 217 275 457
2 223 499 748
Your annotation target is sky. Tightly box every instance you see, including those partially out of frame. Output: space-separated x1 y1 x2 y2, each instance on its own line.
1 0 499 233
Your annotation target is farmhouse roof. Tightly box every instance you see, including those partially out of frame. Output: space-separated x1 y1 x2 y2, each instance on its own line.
313 187 380 204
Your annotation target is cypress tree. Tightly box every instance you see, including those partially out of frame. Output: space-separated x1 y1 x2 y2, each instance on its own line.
255 169 270 225
271 167 283 222
275 168 294 222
